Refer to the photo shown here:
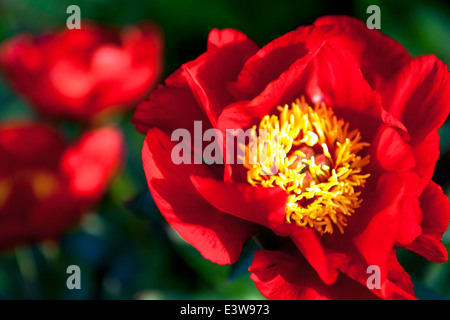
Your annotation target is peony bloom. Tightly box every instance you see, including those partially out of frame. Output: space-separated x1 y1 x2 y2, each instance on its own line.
0 22 163 122
0 122 124 249
132 16 450 299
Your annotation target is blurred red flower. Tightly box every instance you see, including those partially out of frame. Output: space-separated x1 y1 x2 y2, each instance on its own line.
132 16 450 299
0 122 124 249
0 22 163 122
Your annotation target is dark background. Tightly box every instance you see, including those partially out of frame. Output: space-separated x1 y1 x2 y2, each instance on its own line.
0 0 449 299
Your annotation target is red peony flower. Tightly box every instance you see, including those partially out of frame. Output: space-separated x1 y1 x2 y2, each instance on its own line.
132 16 450 299
0 122 124 249
0 22 163 122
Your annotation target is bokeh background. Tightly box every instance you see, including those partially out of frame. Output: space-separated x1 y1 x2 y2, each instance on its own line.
0 0 449 299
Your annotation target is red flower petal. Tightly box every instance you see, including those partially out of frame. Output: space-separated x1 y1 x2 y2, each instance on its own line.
227 27 317 100
395 197 422 246
249 245 379 300
207 28 255 51
313 15 412 89
374 126 415 172
190 175 293 236
340 250 416 300
290 229 343 285
413 130 440 192
227 22 375 102
217 47 319 132
142 128 259 264
61 126 125 198
182 29 258 127
344 172 406 281
404 181 450 263
353 199 401 276
369 126 424 245
132 79 211 136
381 55 450 146
218 41 382 142
383 252 417 299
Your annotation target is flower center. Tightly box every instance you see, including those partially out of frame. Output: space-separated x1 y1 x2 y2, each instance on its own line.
241 98 370 235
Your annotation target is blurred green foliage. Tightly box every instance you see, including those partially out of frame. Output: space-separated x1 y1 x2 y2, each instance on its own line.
0 0 449 300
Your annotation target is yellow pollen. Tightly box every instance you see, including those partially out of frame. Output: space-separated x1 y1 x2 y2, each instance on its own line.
29 171 59 200
241 98 370 235
0 178 11 209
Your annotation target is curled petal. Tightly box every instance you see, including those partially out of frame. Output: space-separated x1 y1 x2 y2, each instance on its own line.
404 181 450 263
142 128 259 264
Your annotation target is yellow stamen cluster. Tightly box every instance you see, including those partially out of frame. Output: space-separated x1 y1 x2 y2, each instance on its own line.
241 98 370 235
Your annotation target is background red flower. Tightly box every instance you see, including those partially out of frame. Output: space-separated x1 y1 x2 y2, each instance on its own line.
0 22 163 122
0 122 124 250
